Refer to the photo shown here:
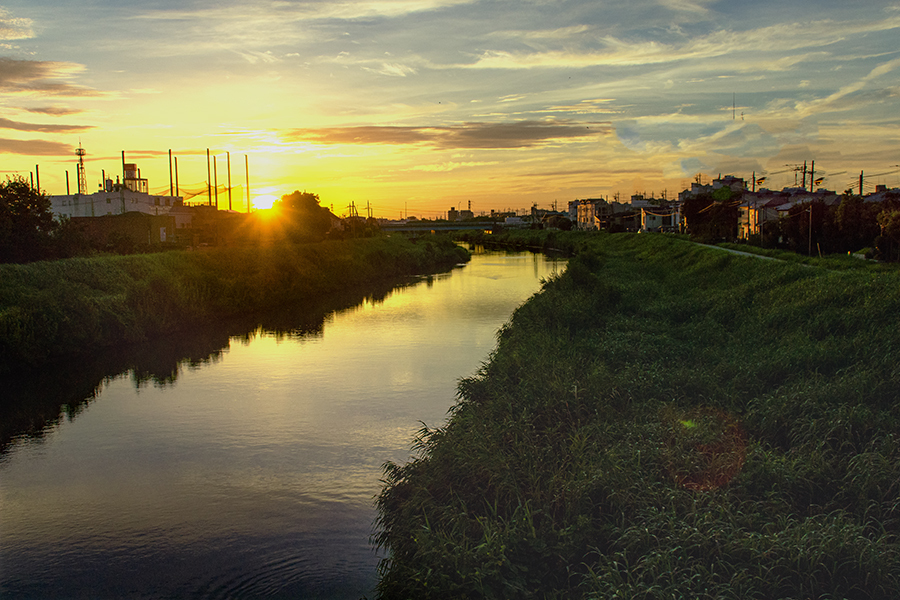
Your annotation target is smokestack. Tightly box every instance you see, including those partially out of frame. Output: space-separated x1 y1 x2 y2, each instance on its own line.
227 151 232 211
35 165 40 193
169 149 174 196
207 148 212 206
66 170 70 195
121 151 126 185
175 157 179 197
245 154 250 213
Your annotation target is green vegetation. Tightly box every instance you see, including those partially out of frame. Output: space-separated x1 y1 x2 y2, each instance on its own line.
376 231 900 599
0 236 468 371
0 176 74 262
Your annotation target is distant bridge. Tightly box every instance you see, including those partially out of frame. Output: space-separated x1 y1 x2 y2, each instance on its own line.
380 222 502 233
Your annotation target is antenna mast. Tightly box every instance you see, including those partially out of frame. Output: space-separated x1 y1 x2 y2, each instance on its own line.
75 143 87 194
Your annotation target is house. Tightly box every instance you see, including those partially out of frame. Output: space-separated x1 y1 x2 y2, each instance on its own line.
737 188 841 240
640 205 681 232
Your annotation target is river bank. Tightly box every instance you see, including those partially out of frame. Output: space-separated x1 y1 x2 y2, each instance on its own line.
376 231 900 599
0 236 469 372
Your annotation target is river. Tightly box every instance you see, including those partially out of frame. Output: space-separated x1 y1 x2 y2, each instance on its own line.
0 246 565 600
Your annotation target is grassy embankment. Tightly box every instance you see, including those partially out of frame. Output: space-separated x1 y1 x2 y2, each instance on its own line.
0 236 469 372
376 230 900 599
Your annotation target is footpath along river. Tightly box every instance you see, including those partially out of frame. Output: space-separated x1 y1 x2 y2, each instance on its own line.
0 246 566 600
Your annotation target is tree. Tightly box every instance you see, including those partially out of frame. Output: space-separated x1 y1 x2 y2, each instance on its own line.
832 193 881 253
272 191 333 241
0 176 55 263
681 191 739 242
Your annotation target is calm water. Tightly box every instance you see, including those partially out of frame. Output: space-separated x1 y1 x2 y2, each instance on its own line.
0 247 565 600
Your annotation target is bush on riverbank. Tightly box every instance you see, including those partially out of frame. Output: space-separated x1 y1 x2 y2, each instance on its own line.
376 231 900 599
0 236 468 371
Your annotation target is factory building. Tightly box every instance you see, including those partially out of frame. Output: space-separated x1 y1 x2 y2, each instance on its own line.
49 163 182 219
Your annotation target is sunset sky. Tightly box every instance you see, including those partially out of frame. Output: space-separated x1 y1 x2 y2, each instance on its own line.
2 0 899 218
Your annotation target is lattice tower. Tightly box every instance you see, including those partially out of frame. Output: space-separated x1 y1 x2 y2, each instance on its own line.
75 145 87 195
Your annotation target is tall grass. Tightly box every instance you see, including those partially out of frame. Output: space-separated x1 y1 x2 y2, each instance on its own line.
375 231 900 599
0 236 468 371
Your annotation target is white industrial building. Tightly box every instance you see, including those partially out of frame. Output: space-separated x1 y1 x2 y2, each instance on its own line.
49 162 182 219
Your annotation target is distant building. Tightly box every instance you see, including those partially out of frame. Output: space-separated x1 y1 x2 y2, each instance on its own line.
679 175 747 202
48 162 182 219
640 205 680 232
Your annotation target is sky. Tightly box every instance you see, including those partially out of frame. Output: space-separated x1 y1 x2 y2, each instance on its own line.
1 0 899 218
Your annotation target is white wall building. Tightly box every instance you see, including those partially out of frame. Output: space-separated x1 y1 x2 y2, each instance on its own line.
48 162 182 219
49 188 180 219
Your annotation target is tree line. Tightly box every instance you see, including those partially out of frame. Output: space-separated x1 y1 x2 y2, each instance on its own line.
682 188 900 259
0 177 364 264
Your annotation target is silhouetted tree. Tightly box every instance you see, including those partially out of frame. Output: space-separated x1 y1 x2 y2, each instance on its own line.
682 189 739 241
781 201 826 255
832 194 881 253
0 176 55 263
272 191 333 241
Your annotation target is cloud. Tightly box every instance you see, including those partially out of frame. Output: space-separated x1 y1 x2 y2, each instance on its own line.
21 106 84 116
0 8 34 40
361 62 417 77
0 57 100 97
0 117 92 133
234 49 280 64
456 15 900 71
410 160 499 172
0 138 72 156
793 57 900 117
284 120 613 149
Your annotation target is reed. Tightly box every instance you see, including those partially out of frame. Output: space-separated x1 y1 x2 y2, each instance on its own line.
0 236 468 371
375 231 900 599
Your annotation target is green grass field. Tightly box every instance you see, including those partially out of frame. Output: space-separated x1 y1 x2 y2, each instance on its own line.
0 236 469 371
376 231 900 599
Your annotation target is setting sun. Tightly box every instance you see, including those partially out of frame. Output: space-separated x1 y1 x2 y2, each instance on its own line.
252 195 278 210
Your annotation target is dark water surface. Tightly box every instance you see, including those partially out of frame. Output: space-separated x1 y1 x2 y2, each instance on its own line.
0 247 565 599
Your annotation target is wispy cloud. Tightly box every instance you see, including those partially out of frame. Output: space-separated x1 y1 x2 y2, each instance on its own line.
20 106 84 116
0 57 101 97
0 8 34 40
284 120 613 149
458 15 900 70
794 57 900 117
410 160 499 172
0 137 72 156
0 117 92 133
361 62 417 77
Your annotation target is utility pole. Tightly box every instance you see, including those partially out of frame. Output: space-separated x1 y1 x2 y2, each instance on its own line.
808 203 813 257
207 149 212 206
801 160 807 190
213 155 218 210
245 155 250 213
809 160 815 192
